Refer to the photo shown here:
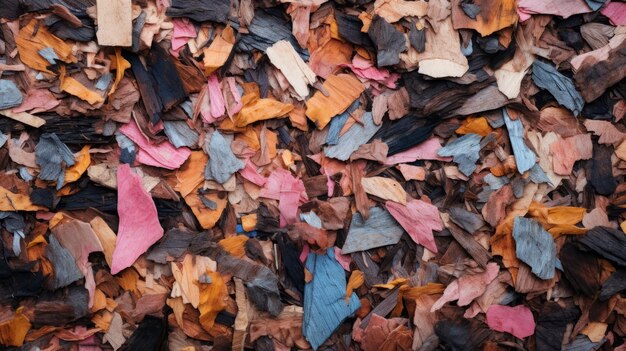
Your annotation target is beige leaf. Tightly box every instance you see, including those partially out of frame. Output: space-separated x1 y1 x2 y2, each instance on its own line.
361 176 407 204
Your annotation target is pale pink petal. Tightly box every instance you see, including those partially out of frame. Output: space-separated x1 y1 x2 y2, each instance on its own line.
326 173 335 197
320 167 334 197
83 266 96 308
279 190 302 227
343 56 399 89
517 9 532 21
170 18 196 56
457 263 499 305
172 18 196 38
431 262 499 311
170 39 188 56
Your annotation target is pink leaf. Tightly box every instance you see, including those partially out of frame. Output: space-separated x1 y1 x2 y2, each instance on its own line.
110 164 164 274
119 119 191 169
386 199 443 252
486 305 535 339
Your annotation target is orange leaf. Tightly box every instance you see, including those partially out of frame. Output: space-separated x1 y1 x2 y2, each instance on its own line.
198 272 228 332
305 74 364 130
108 48 131 96
218 235 249 258
0 307 31 347
16 19 76 73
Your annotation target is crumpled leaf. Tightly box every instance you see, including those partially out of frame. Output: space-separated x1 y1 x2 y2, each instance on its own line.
532 60 584 116
15 19 76 73
234 83 294 127
342 206 405 254
345 270 364 303
64 146 91 185
203 25 235 75
431 262 499 311
584 119 626 145
503 109 537 174
0 186 46 211
0 80 23 110
59 66 104 105
204 130 244 184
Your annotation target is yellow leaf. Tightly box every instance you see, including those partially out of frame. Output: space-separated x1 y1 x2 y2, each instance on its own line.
346 270 364 303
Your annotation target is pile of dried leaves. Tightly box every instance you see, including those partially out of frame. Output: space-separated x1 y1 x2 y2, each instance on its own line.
1 0 626 350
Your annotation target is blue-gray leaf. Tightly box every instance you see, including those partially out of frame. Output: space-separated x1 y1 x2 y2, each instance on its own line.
437 133 482 176
205 130 244 184
513 217 557 280
326 100 358 146
0 80 23 110
342 206 404 254
45 235 83 289
163 120 199 148
35 133 76 189
324 112 381 161
304 248 360 350
532 60 584 116
503 109 537 174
